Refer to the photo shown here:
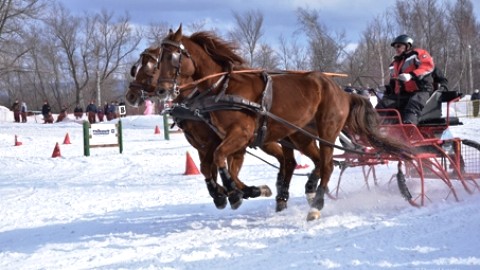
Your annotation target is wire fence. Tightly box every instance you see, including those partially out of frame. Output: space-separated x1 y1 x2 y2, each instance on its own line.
449 100 480 118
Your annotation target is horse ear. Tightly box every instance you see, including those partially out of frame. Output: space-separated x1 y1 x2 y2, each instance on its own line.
172 24 183 42
168 28 173 34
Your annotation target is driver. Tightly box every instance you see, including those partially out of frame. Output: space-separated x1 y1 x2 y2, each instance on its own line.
376 34 435 124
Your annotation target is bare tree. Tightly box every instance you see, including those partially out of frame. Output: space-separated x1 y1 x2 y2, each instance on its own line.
253 43 279 69
43 3 90 107
145 21 170 47
230 9 264 66
0 0 45 42
277 35 308 71
92 9 142 105
447 0 478 93
296 7 346 72
0 0 46 103
346 13 395 87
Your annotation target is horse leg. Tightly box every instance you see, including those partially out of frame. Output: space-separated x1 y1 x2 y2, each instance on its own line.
307 144 335 221
214 127 254 210
205 178 227 209
229 149 272 199
273 143 296 212
218 167 244 210
288 132 322 206
198 148 228 209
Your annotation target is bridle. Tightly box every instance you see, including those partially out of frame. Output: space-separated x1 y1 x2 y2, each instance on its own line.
156 38 196 98
128 49 163 101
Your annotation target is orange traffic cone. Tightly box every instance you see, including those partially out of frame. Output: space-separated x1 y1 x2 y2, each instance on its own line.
52 142 61 158
184 151 200 175
63 133 71 144
154 125 161 134
14 135 23 146
295 151 309 169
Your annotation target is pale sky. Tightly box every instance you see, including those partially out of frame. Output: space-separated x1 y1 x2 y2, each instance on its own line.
61 0 480 47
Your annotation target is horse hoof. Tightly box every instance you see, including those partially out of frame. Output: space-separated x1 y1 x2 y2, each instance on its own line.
228 190 244 210
276 200 288 212
305 192 315 206
259 185 272 197
213 197 227 210
306 208 321 221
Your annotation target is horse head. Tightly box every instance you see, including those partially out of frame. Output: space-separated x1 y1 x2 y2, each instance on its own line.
154 25 197 100
125 47 162 107
156 24 248 99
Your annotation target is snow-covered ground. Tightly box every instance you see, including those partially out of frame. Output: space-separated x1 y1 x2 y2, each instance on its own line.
1 109 480 269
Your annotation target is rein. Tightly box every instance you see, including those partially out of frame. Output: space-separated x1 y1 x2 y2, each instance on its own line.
168 92 383 158
177 69 265 94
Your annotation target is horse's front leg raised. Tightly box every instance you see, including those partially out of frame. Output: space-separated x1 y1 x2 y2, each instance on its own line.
198 149 228 210
228 150 272 200
214 127 252 210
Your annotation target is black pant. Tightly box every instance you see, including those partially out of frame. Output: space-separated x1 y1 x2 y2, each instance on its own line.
376 91 430 124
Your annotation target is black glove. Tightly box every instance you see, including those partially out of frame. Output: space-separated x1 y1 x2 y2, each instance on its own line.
384 85 393 95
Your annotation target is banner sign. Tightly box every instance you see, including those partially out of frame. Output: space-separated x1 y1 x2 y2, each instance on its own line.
89 124 118 146
83 121 123 156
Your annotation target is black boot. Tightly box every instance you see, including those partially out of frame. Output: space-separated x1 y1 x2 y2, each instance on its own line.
403 113 418 124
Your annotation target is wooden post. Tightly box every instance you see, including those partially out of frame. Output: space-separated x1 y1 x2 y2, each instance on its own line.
163 114 170 140
118 120 123 153
83 121 90 156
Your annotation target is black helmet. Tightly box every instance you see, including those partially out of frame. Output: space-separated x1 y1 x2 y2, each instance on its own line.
391 34 414 48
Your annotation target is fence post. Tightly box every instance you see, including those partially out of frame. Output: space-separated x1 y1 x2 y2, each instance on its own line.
83 121 90 156
163 114 170 140
118 120 123 153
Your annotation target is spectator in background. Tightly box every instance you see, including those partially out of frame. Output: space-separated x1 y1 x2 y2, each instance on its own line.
109 101 118 119
44 112 54 123
344 83 356 93
11 99 20 123
144 98 154 115
56 105 68 122
85 100 97 124
41 100 51 123
73 104 83 120
97 106 105 122
20 101 28 123
104 101 112 121
471 89 480 117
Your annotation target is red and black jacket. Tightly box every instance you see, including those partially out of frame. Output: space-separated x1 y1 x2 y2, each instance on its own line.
388 48 435 95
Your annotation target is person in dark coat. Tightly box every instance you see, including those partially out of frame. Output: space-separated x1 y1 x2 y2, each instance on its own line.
472 89 480 117
41 100 51 122
43 112 53 123
11 99 20 123
96 106 104 122
376 34 435 124
73 104 83 120
56 105 68 122
85 100 97 124
20 101 28 123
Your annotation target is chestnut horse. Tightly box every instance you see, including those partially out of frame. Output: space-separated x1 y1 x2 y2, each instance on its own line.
145 25 414 221
126 47 304 211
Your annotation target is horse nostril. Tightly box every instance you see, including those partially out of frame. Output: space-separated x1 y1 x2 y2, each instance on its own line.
125 91 145 108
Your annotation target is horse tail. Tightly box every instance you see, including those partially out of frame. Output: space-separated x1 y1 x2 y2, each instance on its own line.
345 94 414 160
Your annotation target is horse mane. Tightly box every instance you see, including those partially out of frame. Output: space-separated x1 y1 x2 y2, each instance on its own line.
188 31 248 69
